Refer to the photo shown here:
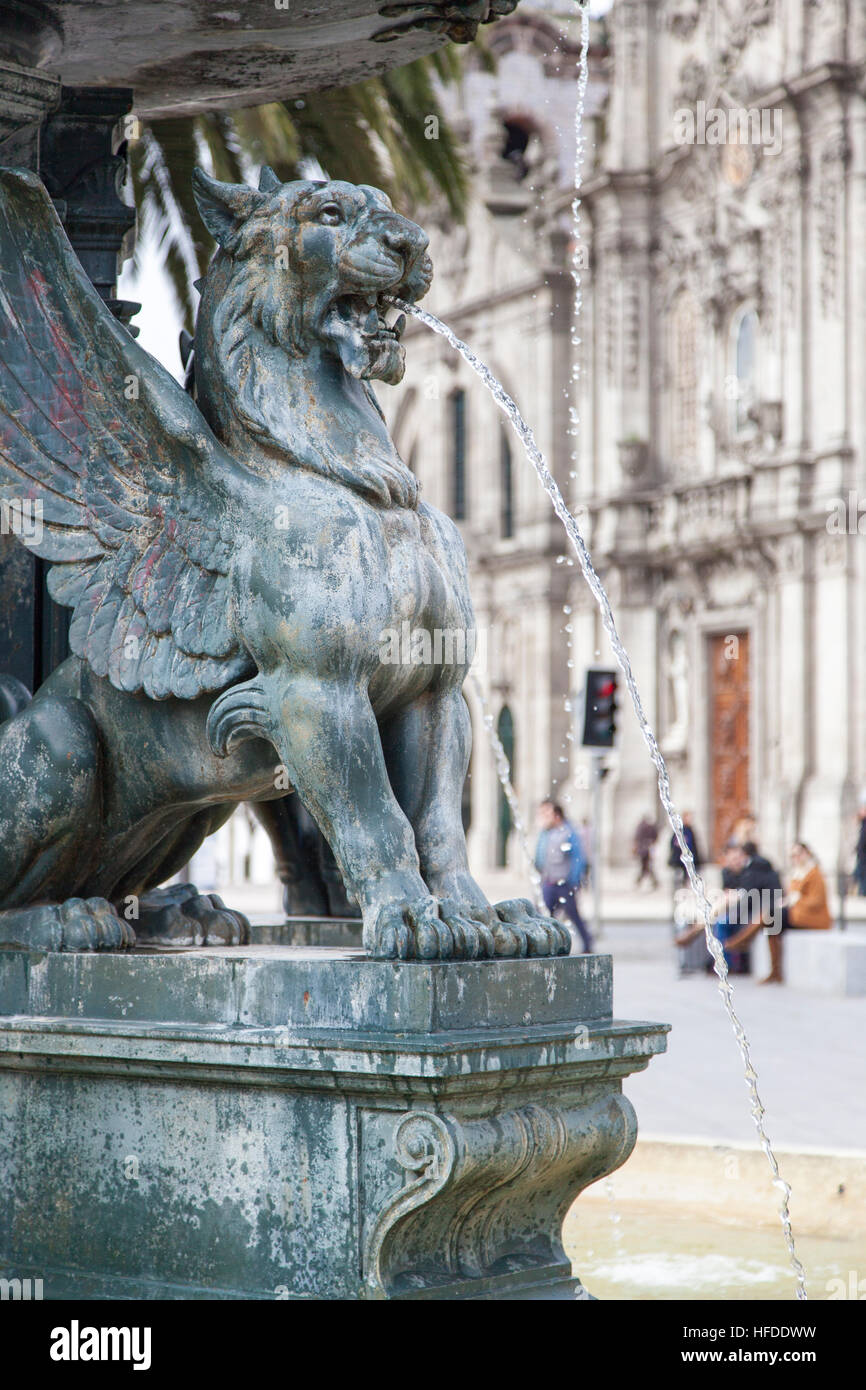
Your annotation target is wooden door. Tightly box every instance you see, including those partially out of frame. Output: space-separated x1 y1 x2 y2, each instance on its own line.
708 632 751 861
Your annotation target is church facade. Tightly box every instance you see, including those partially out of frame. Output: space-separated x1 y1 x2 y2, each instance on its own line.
386 0 866 881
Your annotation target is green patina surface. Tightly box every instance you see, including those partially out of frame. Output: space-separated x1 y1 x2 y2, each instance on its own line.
0 945 668 1300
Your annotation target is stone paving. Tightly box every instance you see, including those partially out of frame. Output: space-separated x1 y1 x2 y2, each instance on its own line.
603 924 866 1153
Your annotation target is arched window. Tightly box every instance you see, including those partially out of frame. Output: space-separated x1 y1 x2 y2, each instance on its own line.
731 307 758 436
450 388 467 521
671 291 698 466
500 428 514 538
501 119 533 181
495 705 515 868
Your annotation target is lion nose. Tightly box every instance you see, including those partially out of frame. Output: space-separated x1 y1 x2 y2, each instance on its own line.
381 216 429 268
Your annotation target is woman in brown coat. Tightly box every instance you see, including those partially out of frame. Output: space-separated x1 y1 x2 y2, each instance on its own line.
787 842 832 931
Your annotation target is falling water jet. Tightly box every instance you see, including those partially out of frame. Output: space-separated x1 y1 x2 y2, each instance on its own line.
398 297 808 1302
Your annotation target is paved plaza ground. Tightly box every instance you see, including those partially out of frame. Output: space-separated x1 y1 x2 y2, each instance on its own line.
611 939 866 1153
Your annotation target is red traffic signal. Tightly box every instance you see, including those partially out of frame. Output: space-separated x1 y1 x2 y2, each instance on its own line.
581 667 618 748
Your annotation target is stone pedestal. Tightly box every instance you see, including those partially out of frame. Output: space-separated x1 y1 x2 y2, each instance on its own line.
0 943 667 1300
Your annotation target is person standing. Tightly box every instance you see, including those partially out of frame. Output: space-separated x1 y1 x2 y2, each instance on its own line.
668 811 702 884
633 815 659 889
535 799 593 953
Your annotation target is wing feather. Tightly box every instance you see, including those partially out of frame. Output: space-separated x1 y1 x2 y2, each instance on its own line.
0 168 254 699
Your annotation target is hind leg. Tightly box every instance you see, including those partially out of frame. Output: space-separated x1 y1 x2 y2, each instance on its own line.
0 695 133 951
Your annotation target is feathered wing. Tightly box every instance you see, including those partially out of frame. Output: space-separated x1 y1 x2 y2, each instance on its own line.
0 167 253 700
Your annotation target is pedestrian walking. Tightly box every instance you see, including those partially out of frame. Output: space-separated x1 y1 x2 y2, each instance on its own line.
535 799 593 953
633 815 659 889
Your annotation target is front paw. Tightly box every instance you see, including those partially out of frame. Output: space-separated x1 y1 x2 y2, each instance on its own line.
135 884 250 945
364 895 461 961
437 896 496 960
491 898 572 958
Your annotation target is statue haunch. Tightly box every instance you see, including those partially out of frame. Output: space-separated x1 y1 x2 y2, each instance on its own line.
0 165 569 961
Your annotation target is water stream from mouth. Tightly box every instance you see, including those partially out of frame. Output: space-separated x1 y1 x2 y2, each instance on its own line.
397 296 808 1301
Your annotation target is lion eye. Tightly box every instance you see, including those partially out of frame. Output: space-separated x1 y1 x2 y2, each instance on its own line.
319 202 343 224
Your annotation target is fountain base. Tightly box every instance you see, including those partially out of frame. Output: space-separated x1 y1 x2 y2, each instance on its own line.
0 943 667 1300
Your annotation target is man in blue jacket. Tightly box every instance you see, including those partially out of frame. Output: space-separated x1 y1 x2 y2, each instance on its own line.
535 799 593 953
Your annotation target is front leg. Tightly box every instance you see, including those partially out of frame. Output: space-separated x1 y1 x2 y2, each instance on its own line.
382 687 570 958
211 673 454 959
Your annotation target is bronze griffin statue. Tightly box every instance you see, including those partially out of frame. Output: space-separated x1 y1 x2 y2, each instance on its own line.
0 165 568 961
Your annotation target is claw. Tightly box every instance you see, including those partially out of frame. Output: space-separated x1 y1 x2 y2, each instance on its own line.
492 898 571 959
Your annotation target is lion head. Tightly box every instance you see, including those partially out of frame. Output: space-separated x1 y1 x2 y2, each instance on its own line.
190 167 431 507
192 167 431 387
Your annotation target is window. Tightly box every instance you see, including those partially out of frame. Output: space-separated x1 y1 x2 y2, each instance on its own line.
671 291 698 465
495 706 515 868
500 428 514 538
731 307 758 436
450 389 467 520
501 120 532 182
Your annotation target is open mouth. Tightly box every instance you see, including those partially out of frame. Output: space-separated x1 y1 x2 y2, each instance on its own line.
329 291 407 343
321 288 411 383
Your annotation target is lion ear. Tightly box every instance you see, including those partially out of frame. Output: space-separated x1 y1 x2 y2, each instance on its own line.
258 165 281 193
192 168 265 252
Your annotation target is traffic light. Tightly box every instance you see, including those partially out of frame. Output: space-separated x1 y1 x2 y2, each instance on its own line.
581 667 618 748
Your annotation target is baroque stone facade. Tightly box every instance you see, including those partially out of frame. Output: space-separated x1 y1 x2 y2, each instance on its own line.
387 0 866 877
